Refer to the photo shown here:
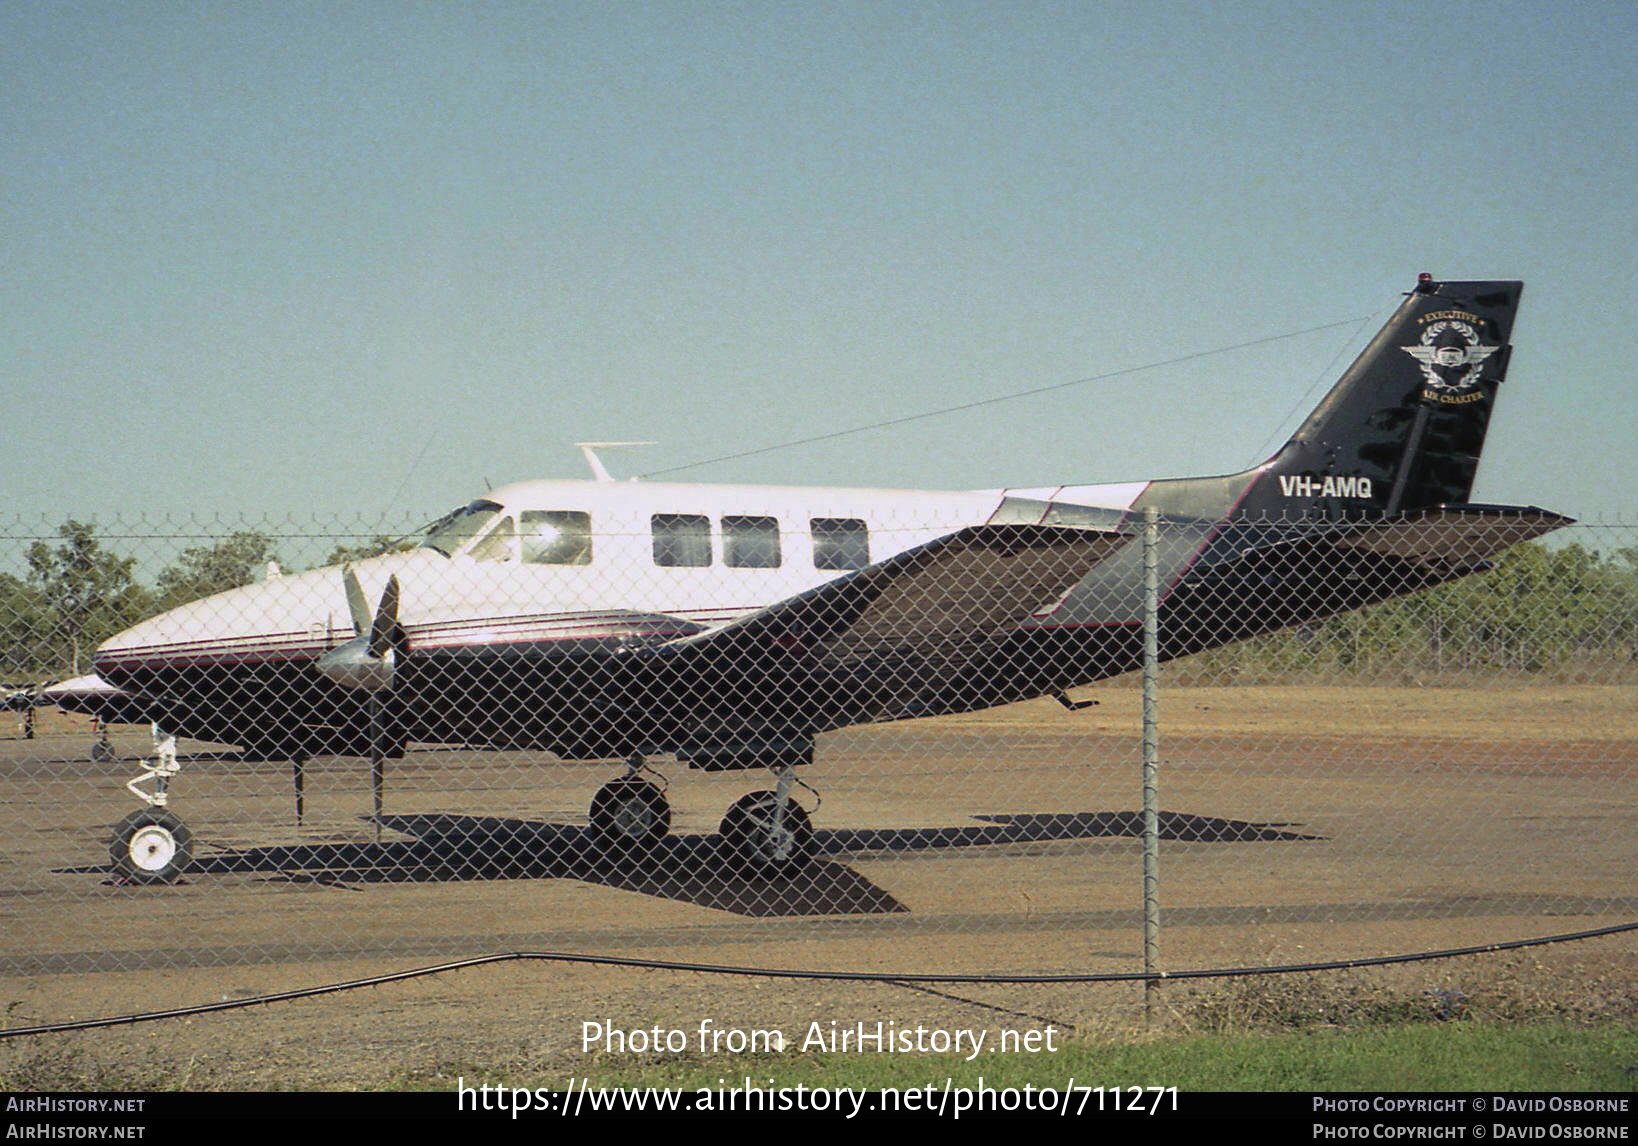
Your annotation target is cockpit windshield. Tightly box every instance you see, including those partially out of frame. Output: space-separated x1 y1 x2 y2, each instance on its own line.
417 500 503 557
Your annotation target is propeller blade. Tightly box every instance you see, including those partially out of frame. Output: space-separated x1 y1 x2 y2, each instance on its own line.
342 565 372 635
370 692 388 843
369 575 399 659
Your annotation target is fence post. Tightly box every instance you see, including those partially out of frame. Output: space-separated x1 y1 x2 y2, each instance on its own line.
1142 506 1161 1022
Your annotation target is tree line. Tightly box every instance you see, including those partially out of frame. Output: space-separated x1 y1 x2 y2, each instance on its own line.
1171 540 1638 685
2 523 404 679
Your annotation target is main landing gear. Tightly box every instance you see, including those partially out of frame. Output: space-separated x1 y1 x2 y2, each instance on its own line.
110 725 192 883
718 763 817 869
585 755 819 869
588 755 671 853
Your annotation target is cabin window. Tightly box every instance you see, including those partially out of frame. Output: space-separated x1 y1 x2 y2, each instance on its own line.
723 515 781 569
652 513 712 567
522 510 592 565
811 517 869 571
467 516 517 563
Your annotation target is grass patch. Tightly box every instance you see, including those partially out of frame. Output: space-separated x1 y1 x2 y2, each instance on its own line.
8 964 1637 1092
412 1021 1638 1094
9 1019 1634 1092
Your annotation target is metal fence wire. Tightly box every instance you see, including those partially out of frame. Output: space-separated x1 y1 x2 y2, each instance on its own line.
1 512 1634 980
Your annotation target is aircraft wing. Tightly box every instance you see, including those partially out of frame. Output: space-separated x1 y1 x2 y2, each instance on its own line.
37 674 158 724
662 523 1130 668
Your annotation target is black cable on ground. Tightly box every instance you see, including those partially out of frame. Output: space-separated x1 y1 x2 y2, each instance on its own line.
883 981 1078 1032
3 919 1633 1042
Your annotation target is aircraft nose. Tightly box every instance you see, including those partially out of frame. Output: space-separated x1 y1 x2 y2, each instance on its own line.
95 567 352 673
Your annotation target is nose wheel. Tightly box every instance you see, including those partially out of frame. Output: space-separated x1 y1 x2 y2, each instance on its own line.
111 808 193 884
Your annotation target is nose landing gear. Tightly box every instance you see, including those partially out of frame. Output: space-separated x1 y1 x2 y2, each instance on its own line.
111 725 192 883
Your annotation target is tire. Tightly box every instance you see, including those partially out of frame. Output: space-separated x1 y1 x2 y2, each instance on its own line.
110 809 193 884
588 778 671 853
718 791 814 870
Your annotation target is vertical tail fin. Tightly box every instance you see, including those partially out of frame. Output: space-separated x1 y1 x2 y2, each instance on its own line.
1241 276 1523 519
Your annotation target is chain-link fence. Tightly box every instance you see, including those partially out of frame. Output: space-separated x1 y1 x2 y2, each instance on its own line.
2 512 1633 985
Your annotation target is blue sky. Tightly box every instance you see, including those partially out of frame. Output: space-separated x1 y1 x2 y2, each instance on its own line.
4 1 1635 536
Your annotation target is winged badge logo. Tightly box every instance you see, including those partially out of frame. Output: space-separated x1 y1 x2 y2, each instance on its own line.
1402 317 1499 404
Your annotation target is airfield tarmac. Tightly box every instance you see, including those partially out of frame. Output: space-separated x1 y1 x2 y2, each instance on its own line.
1 684 1634 1087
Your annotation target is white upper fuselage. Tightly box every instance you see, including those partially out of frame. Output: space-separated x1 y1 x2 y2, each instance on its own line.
94 476 1151 670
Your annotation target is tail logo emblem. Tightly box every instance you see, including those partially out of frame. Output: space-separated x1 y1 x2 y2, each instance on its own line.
1403 314 1498 405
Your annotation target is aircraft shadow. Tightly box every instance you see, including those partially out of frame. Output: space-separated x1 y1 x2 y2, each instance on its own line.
288 815 905 918
829 810 1320 853
64 810 1315 918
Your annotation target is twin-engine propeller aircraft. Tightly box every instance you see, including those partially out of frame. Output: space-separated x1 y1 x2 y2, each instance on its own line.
48 275 1570 882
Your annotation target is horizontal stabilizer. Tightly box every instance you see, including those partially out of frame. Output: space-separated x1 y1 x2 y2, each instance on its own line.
1333 504 1574 566
666 523 1129 667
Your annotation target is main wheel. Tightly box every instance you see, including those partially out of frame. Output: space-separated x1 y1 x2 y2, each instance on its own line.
589 778 671 853
718 791 814 869
110 809 193 884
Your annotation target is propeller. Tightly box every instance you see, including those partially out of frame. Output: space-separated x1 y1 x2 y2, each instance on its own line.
316 568 400 692
315 567 401 840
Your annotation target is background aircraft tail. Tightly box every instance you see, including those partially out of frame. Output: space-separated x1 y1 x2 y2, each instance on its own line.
1235 276 1524 520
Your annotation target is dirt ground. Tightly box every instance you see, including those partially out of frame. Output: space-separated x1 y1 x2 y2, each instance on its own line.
1 685 1633 1089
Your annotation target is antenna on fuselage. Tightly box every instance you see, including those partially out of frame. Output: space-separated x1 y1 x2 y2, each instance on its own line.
575 442 656 483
